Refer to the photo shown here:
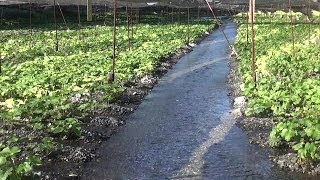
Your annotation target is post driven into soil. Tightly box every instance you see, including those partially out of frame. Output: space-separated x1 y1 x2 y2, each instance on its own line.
126 1 131 50
111 0 117 83
187 7 190 43
250 0 256 85
289 0 295 52
53 0 59 51
77 4 81 40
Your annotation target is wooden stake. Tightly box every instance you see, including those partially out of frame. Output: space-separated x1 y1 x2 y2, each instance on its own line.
29 0 32 35
131 4 133 41
104 4 107 26
187 7 190 43
136 8 139 28
197 6 200 21
246 4 249 45
29 0 32 48
77 4 81 40
111 0 117 83
126 1 131 50
289 0 295 51
308 0 311 40
250 0 256 84
87 0 92 21
178 7 180 24
0 7 3 26
172 7 174 24
18 5 21 29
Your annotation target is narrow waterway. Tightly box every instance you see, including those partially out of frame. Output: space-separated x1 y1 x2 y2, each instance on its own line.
83 21 312 180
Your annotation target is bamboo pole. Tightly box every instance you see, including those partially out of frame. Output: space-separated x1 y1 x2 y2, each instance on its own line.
249 0 255 23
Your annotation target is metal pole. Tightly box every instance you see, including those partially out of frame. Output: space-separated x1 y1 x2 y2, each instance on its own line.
250 0 256 84
57 2 69 30
54 0 58 51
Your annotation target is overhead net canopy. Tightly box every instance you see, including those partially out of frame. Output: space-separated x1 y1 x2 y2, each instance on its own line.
1 0 206 7
0 0 319 7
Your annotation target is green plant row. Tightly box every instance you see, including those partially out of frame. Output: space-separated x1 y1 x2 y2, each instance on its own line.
235 11 320 161
0 19 215 179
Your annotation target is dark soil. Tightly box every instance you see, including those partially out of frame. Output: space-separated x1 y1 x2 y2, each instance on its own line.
227 54 320 176
21 27 217 179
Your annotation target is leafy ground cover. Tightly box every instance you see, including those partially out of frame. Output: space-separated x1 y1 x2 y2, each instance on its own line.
235 11 320 164
0 9 216 178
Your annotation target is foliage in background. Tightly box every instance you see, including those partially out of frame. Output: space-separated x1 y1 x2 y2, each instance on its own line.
235 11 320 161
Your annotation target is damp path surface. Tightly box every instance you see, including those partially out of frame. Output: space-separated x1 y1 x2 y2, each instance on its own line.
82 22 310 180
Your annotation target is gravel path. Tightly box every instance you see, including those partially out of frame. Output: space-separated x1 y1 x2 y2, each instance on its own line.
82 21 310 180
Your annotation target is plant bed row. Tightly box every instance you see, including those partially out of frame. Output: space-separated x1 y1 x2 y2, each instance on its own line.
233 10 320 175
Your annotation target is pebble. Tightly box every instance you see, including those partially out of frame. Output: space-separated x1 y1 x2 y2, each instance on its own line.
234 96 245 109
